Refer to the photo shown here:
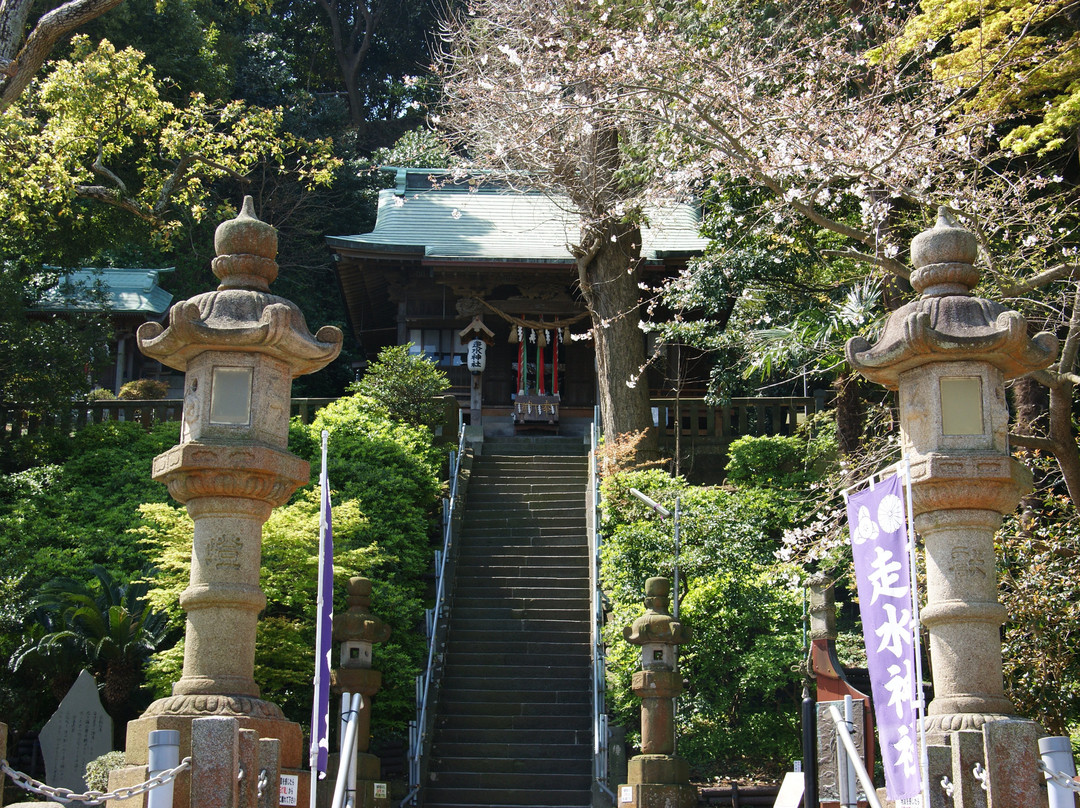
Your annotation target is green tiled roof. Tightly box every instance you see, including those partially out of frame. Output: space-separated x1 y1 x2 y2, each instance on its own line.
327 168 708 261
35 267 174 314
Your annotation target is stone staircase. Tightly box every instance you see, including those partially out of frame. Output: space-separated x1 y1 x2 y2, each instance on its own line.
425 436 594 808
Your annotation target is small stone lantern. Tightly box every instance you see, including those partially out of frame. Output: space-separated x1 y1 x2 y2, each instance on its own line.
112 197 343 808
330 578 391 808
618 577 694 808
846 209 1057 742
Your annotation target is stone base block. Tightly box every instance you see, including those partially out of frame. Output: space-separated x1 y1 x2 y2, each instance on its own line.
616 782 696 808
354 778 391 808
114 710 304 808
124 710 303 769
627 755 690 785
106 763 152 808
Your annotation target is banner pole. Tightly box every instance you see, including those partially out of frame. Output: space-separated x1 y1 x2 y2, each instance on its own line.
902 457 930 808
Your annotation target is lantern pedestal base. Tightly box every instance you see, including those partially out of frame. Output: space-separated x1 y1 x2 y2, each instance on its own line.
616 782 696 808
108 703 304 808
617 755 696 808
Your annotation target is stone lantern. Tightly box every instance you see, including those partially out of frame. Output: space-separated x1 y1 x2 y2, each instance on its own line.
112 197 343 807
846 208 1057 742
618 577 694 808
329 577 391 808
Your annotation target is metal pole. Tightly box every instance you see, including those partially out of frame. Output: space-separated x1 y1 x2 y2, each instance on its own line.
331 693 363 808
1040 737 1078 808
801 686 817 808
828 704 882 808
147 730 180 808
672 497 680 620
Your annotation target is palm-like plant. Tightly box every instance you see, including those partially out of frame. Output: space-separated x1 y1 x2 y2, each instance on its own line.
11 566 172 730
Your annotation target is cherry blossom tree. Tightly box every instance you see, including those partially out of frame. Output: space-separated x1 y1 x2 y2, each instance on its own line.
437 0 1080 500
435 0 665 454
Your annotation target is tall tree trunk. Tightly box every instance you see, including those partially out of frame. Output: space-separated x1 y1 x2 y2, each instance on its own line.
832 372 863 456
576 216 658 459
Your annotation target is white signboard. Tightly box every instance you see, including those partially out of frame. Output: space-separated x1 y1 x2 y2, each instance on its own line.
279 773 299 806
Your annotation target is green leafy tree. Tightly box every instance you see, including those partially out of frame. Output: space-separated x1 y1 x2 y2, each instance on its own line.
600 463 806 775
351 344 450 431
11 565 172 742
882 0 1080 155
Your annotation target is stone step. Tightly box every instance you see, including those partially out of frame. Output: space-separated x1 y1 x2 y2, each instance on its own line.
449 582 587 596
426 740 591 759
439 686 589 705
441 672 590 691
436 712 591 731
455 561 586 576
456 532 586 546
471 457 588 469
455 552 588 566
437 697 590 718
449 601 590 618
426 754 590 775
442 649 589 668
424 769 592 791
424 788 591 808
479 438 588 454
432 726 592 747
448 628 589 647
459 520 585 532
453 576 588 590
451 606 588 622
450 616 589 632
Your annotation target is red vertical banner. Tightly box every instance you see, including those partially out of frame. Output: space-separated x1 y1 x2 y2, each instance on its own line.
552 329 559 395
516 329 524 394
537 325 546 395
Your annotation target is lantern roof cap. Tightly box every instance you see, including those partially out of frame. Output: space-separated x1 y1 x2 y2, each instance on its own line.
333 577 391 646
623 577 690 647
846 211 1056 387
138 197 342 374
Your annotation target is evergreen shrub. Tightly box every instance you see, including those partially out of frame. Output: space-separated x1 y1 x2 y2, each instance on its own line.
600 466 806 777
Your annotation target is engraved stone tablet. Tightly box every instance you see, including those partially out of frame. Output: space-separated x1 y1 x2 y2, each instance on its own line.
39 670 113 793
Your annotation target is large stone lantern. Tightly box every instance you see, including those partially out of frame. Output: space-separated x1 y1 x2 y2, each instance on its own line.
618 577 694 808
845 209 1057 740
114 197 342 806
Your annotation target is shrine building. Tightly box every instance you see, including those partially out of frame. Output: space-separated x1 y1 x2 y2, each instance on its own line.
327 168 709 434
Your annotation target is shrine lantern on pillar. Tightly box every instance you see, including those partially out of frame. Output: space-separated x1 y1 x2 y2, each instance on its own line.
466 338 487 374
845 208 1057 741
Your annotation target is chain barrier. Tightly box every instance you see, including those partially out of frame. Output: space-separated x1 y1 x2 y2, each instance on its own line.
940 776 954 798
1039 761 1080 792
972 762 990 792
257 769 269 800
1 757 191 805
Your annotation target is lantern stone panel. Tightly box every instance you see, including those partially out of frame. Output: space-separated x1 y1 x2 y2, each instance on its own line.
180 352 293 448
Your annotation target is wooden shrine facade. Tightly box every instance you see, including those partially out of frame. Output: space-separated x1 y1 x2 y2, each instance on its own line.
327 168 710 429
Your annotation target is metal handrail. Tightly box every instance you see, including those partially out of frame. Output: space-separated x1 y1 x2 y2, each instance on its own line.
827 703 884 808
590 420 616 800
402 421 467 806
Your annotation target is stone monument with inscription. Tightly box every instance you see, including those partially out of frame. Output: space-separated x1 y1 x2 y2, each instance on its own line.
39 670 113 795
108 197 343 808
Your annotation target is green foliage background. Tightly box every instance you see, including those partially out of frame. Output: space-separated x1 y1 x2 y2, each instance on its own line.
139 393 444 737
599 439 814 777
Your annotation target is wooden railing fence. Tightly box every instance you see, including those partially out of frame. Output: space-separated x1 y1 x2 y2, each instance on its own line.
0 398 338 441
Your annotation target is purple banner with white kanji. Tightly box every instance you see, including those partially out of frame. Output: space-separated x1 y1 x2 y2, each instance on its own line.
847 473 921 802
